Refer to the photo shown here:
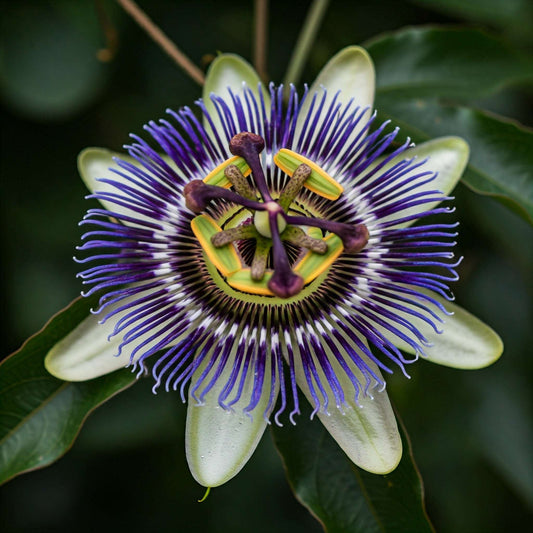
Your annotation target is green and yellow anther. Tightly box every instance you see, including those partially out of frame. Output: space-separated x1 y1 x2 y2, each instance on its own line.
203 156 251 189
191 215 242 277
274 148 344 201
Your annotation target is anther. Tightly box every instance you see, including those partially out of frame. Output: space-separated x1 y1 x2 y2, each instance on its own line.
224 165 256 201
251 236 271 281
282 226 328 254
211 224 257 247
279 164 312 212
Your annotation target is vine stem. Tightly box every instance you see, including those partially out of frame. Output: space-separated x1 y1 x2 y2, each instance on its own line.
115 0 205 85
282 0 330 94
254 0 269 82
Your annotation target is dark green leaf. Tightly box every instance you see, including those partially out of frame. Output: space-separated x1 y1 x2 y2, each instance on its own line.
271 403 434 533
0 297 136 485
365 27 533 98
0 2 106 119
408 0 533 43
376 95 533 224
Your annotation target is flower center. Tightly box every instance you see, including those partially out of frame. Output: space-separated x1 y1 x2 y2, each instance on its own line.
184 132 369 299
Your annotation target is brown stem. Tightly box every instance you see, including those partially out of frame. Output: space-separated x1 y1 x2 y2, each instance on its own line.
95 0 119 62
115 0 205 85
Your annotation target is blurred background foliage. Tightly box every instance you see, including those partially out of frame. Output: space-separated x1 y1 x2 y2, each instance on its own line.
1 0 532 531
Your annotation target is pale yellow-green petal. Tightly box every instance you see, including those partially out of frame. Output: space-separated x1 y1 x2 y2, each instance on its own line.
286 329 402 474
203 54 269 141
203 155 251 188
368 137 469 228
191 215 241 277
186 348 275 487
274 148 344 200
294 234 344 284
376 290 503 369
295 46 375 149
45 308 129 381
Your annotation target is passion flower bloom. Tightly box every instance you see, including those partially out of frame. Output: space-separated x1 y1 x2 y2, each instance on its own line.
45 47 503 487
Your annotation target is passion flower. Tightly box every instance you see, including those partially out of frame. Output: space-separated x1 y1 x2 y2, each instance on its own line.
45 47 502 488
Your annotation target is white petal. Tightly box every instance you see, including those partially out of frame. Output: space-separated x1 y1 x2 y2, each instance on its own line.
295 46 375 148
78 147 150 221
290 335 402 474
376 290 503 369
186 350 275 487
45 307 129 381
45 289 175 381
373 137 469 228
79 147 185 225
202 54 269 141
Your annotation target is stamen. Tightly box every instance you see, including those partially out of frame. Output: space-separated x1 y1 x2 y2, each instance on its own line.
183 179 266 213
278 163 311 212
274 148 344 200
224 164 256 201
229 132 273 202
211 224 257 247
281 226 327 254
285 215 369 254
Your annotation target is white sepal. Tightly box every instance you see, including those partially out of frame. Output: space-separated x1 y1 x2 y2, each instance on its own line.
288 333 402 474
202 54 270 142
45 307 129 381
45 288 175 381
370 137 469 228
295 46 375 150
376 290 503 369
186 350 276 487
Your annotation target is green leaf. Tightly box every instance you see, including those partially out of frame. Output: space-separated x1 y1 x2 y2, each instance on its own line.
377 95 533 224
272 403 434 533
0 297 136 485
365 27 533 98
408 0 533 42
0 2 106 119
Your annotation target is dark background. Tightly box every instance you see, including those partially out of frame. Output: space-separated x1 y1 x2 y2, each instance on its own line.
1 0 532 531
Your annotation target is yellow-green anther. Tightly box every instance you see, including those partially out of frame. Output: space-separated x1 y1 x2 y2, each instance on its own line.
227 269 274 296
191 215 242 277
203 155 251 188
251 235 272 281
294 234 344 284
211 224 257 247
274 148 344 200
224 164 257 201
281 225 328 254
279 164 312 211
